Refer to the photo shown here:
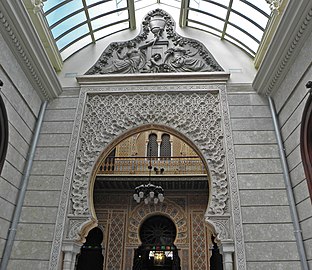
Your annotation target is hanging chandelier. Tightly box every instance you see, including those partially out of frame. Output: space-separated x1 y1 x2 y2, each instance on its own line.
133 145 165 204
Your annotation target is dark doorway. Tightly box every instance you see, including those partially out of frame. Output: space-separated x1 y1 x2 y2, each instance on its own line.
133 215 181 270
76 227 104 270
209 236 223 270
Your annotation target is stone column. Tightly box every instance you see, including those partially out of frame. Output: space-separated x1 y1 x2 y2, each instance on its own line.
220 241 235 270
62 240 82 270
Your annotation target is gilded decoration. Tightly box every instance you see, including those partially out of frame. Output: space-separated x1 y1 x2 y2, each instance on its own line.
86 9 223 74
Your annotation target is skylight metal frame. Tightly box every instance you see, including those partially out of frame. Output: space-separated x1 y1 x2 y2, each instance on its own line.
42 0 271 60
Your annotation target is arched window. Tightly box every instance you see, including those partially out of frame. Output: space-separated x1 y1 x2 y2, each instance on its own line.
300 81 312 201
0 92 8 175
160 134 171 158
147 134 158 157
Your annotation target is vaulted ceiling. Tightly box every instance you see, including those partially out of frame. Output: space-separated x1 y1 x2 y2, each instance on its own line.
42 0 271 60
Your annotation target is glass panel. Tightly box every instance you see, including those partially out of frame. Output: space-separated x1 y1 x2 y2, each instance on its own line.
188 10 224 32
60 35 93 60
189 0 227 19
94 21 129 40
52 12 87 38
229 13 263 41
232 0 269 29
56 24 89 49
88 0 127 18
187 21 222 37
226 24 259 53
45 0 84 25
160 0 181 9
43 0 68 13
91 11 129 30
224 35 255 56
243 0 271 15
134 0 157 10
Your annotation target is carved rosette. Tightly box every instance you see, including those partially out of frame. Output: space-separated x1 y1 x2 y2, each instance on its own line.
70 91 228 218
86 9 223 74
128 199 188 246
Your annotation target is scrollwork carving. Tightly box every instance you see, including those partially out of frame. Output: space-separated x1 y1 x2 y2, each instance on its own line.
70 92 228 217
86 9 223 74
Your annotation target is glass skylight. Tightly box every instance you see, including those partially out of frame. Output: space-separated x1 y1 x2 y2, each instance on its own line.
43 0 271 60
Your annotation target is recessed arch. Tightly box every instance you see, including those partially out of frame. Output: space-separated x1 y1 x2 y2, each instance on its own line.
0 93 8 175
89 123 212 220
301 90 312 201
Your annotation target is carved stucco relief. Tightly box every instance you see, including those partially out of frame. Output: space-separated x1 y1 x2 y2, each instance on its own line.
49 83 246 270
86 9 223 74
71 91 227 217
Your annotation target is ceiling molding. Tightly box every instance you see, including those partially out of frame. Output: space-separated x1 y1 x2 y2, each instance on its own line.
0 0 62 100
253 0 312 96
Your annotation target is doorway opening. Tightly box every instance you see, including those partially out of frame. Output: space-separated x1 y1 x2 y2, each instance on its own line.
133 215 181 270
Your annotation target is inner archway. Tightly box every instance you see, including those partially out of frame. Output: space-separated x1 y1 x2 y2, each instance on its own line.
92 126 214 270
133 215 180 270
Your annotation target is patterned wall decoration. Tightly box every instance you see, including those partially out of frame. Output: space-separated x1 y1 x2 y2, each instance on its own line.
191 211 208 270
128 198 188 246
49 81 246 270
104 210 126 270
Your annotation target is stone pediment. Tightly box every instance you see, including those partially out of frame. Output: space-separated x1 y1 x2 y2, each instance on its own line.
86 9 223 74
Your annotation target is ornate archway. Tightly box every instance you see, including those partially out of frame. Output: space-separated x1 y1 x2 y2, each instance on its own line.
49 77 246 270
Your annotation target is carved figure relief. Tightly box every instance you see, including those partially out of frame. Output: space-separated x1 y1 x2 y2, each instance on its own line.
86 9 223 74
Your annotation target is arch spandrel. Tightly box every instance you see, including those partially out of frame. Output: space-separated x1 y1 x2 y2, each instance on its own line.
70 91 227 221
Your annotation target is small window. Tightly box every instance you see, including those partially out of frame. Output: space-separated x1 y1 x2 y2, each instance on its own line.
160 134 171 158
0 92 8 174
147 134 158 157
300 82 312 201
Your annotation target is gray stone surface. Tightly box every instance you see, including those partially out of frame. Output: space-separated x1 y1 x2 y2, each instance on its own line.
245 242 299 261
296 198 312 221
19 207 58 224
27 175 64 191
8 123 30 158
284 124 300 156
37 134 72 147
305 238 312 260
237 174 285 190
47 97 79 109
280 99 305 141
30 161 66 176
44 109 77 122
0 161 22 188
7 260 49 270
10 241 52 260
0 197 15 222
243 223 295 242
241 206 292 223
293 179 310 204
227 93 268 106
236 158 282 174
41 121 74 134
231 118 274 131
240 190 288 206
34 147 69 161
229 105 271 118
0 217 10 239
23 191 61 207
286 145 302 171
289 162 305 187
300 217 312 240
246 261 301 270
15 224 55 241
0 178 18 203
6 144 26 173
232 130 277 144
234 144 279 159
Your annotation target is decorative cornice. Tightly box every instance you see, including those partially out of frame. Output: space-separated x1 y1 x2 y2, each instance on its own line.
0 0 62 100
253 0 312 96
77 72 230 86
